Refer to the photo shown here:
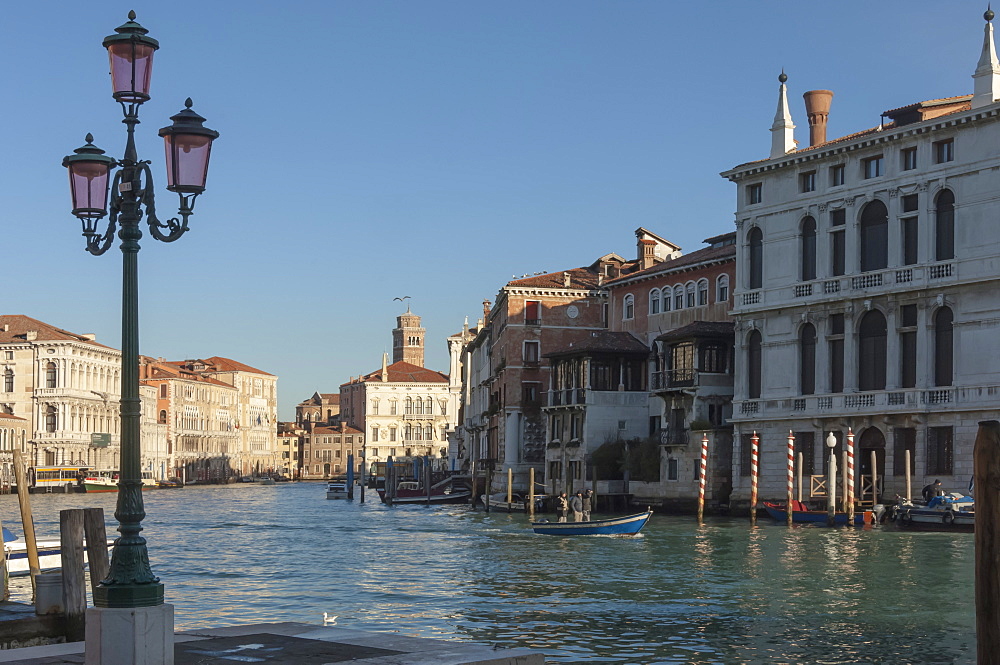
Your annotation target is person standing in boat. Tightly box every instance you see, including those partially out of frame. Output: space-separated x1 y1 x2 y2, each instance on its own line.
570 491 584 522
556 492 569 522
582 489 593 521
922 479 945 502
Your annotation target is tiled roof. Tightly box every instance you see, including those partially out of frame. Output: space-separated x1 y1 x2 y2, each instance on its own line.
140 357 235 388
655 321 735 342
200 356 274 376
350 361 449 385
543 330 650 359
0 315 111 349
507 263 628 290
728 95 972 171
0 412 26 422
607 242 735 283
319 393 339 402
311 424 364 436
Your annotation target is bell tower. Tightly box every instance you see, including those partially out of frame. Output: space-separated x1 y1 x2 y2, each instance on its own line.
392 306 425 367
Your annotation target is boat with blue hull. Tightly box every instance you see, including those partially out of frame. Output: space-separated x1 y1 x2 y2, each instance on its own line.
531 509 652 536
762 501 876 525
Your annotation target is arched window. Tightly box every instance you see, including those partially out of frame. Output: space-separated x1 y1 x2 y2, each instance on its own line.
425 397 434 414
623 294 634 320
425 425 433 440
934 307 953 387
45 405 57 433
801 216 817 281
663 288 672 312
158 410 167 424
747 330 762 399
717 275 730 303
748 227 763 289
45 362 57 389
3 369 12 393
685 282 696 308
935 189 955 261
649 289 660 315
404 398 413 415
697 279 709 306
673 285 684 310
858 310 887 391
860 200 889 272
800 323 816 395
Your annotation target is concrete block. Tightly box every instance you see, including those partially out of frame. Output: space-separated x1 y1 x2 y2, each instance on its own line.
84 604 174 665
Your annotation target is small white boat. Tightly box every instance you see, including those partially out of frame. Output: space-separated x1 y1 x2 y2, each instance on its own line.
2 527 113 576
893 492 975 531
326 481 349 499
480 493 548 512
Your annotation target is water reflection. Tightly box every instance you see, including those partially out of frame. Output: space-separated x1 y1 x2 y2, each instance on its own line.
0 484 975 664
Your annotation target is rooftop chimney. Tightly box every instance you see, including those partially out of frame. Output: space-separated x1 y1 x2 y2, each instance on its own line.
482 299 491 320
563 272 572 288
803 90 833 146
25 331 37 341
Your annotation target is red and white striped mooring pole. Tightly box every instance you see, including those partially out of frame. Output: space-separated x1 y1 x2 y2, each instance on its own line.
786 431 795 526
846 428 856 523
750 431 759 525
697 432 709 524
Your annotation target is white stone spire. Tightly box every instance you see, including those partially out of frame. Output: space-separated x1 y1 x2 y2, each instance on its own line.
770 70 796 158
973 7 1000 109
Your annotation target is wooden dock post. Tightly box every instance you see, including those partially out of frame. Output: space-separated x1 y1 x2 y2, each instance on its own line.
904 449 912 501
347 454 355 500
785 431 795 526
796 452 803 503
386 457 394 506
59 509 86 642
425 456 432 506
975 420 1000 665
82 508 109 598
507 467 513 513
697 433 708 524
749 431 759 525
12 450 40 595
846 428 855 523
528 468 535 519
870 450 879 507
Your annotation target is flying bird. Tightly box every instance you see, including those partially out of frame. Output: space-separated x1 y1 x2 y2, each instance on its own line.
393 296 411 302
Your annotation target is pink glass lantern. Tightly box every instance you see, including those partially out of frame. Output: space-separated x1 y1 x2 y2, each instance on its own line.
102 11 159 104
62 134 117 220
159 99 220 194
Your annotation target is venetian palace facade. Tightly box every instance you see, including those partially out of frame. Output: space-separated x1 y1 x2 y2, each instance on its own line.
721 12 1000 503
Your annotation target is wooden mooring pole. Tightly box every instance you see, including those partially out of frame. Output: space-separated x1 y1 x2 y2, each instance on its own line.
975 420 1000 665
59 509 86 642
528 467 535 518
386 457 394 506
12 450 40 595
846 428 855 523
507 467 513 513
785 431 795 526
904 449 912 501
82 508 109 597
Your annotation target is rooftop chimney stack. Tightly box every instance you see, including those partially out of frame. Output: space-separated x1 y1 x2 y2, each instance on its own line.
803 90 834 147
563 272 572 288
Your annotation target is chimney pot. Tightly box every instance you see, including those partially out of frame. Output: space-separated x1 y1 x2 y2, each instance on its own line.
563 272 572 288
803 90 834 147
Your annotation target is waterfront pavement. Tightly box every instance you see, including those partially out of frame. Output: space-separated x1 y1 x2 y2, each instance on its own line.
0 622 545 664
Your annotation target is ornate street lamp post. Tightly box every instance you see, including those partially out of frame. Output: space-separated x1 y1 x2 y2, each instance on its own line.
62 12 218 610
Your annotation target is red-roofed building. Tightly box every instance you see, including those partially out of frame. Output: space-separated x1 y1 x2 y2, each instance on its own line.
301 423 365 480
339 308 461 471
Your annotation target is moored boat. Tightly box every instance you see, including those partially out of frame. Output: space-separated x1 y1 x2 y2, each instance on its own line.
531 509 652 536
326 480 349 499
378 480 471 504
2 527 113 576
762 500 877 525
479 493 548 512
82 470 157 493
891 493 974 531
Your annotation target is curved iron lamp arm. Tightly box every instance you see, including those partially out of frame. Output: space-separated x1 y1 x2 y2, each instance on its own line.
82 169 122 256
140 162 197 243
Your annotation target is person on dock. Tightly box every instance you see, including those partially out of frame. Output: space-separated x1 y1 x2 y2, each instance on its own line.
582 489 593 521
922 479 944 502
556 492 569 522
570 491 584 522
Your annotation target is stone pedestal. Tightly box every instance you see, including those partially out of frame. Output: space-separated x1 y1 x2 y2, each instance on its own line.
84 604 174 665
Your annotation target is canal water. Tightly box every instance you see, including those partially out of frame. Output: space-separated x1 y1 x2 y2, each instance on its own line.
0 482 975 664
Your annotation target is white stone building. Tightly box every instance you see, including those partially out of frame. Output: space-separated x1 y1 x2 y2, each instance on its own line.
0 315 170 476
720 12 1000 503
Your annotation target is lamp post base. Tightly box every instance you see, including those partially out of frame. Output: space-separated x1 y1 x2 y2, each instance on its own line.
93 581 164 608
85 603 174 665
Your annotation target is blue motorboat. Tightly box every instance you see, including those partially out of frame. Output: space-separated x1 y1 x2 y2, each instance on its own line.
531 509 651 536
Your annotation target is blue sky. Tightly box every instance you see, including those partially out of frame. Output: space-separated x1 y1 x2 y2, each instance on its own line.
1 2 988 418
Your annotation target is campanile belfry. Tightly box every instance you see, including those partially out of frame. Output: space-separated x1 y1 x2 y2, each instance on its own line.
392 305 425 367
